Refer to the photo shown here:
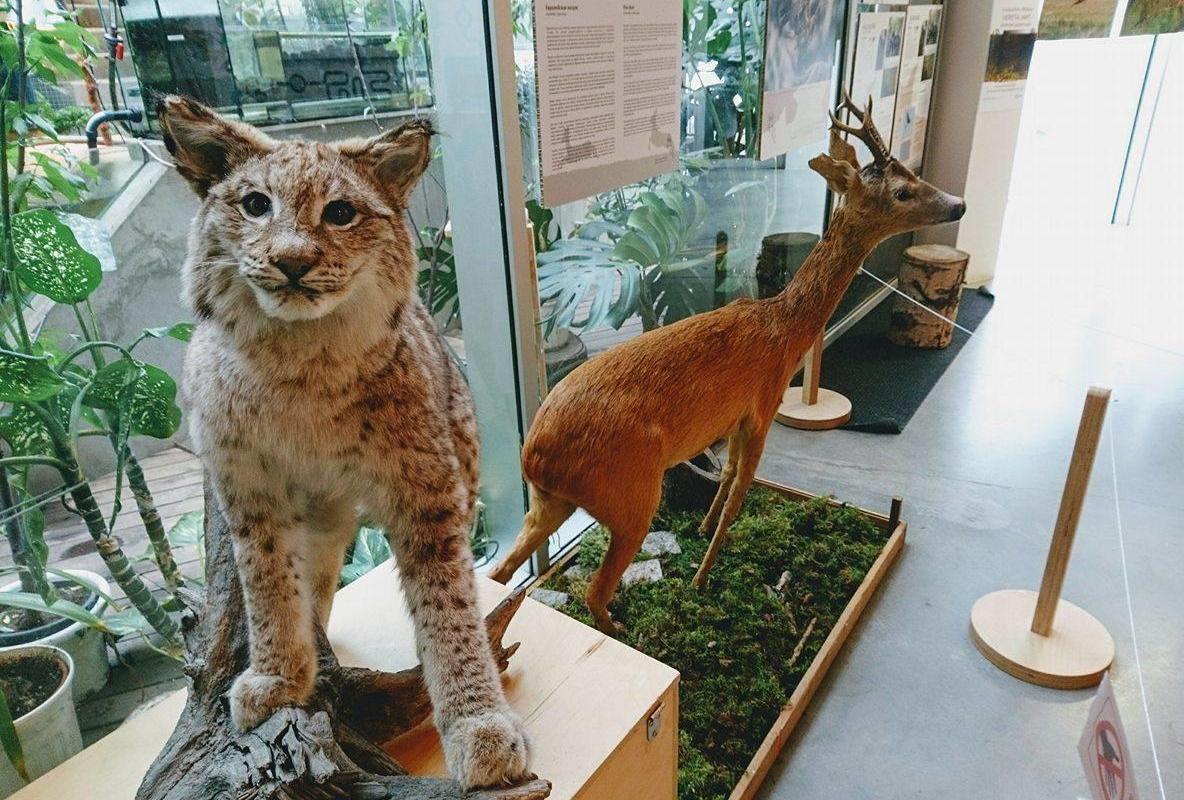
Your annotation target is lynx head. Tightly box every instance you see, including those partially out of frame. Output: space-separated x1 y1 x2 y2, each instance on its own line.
158 96 432 324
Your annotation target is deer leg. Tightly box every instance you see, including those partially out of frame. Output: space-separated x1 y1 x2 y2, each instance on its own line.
699 433 739 536
488 485 575 584
586 525 649 635
693 426 769 588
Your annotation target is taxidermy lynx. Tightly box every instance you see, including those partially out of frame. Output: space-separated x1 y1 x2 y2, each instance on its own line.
159 97 529 789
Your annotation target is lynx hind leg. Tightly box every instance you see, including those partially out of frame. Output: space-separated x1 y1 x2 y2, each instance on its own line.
488 485 575 584
385 483 530 789
215 473 317 731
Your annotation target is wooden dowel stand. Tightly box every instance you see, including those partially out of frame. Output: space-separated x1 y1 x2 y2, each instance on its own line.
970 386 1116 690
775 333 852 430
1030 387 1110 635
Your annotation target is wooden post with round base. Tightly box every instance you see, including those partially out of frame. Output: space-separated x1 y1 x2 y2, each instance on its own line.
970 387 1115 689
775 332 852 430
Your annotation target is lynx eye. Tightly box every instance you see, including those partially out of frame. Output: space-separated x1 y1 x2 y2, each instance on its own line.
894 189 914 202
241 192 271 218
322 200 357 227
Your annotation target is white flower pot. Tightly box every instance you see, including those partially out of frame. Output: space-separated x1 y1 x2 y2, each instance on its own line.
0 570 111 700
0 645 84 797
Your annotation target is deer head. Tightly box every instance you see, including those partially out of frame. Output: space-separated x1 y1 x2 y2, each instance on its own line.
809 92 965 238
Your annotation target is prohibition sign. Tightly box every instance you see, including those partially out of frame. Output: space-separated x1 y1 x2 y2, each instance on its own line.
1094 719 1125 800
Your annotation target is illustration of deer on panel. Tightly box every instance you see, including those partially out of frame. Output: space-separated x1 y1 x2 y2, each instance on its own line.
491 94 966 634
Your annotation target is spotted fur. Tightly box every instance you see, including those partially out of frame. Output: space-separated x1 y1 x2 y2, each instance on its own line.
159 96 529 789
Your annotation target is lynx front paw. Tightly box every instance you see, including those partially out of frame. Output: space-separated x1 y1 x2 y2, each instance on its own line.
229 668 311 731
443 709 531 790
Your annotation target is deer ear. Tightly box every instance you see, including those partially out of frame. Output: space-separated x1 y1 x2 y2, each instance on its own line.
157 96 273 197
809 153 859 195
339 119 434 204
829 129 859 169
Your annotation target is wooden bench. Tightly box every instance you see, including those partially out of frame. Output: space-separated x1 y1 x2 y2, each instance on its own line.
13 568 680 800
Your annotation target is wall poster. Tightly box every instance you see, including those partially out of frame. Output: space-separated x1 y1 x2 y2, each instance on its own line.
533 0 682 207
979 0 1041 112
1121 0 1184 35
890 4 942 169
1038 0 1120 39
758 0 846 161
848 9 906 164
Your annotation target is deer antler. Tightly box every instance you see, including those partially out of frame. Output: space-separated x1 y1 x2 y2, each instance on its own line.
829 89 890 167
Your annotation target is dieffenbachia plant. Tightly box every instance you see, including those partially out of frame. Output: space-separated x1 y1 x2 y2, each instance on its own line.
0 2 191 651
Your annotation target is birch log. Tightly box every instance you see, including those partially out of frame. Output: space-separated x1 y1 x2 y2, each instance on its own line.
887 244 970 349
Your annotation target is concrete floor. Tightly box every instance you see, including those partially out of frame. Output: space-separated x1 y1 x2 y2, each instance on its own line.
758 43 1182 800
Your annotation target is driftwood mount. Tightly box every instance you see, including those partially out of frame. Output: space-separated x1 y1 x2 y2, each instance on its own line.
137 485 550 800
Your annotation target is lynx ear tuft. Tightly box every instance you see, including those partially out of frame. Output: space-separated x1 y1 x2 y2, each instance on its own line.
157 95 273 197
340 119 435 204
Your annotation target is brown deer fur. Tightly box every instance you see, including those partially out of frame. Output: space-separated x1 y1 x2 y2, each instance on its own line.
490 97 965 633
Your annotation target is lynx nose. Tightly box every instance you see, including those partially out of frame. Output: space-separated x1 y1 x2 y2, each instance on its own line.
275 258 313 283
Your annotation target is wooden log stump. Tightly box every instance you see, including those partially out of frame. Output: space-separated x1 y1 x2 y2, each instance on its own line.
887 244 970 349
755 232 820 299
136 484 551 800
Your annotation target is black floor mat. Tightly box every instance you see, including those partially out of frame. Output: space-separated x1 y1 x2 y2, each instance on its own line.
818 287 995 434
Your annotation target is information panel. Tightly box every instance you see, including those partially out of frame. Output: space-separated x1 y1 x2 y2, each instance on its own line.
891 4 942 169
759 0 846 160
534 0 682 207
979 0 1040 112
849 9 906 165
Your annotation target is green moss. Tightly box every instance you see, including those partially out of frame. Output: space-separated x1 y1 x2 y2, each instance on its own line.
542 487 890 800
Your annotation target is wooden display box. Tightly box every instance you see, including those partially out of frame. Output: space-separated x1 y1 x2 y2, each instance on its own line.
12 569 679 800
532 478 907 800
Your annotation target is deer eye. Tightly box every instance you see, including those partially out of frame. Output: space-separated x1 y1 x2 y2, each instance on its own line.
894 189 914 202
322 200 357 226
241 192 271 218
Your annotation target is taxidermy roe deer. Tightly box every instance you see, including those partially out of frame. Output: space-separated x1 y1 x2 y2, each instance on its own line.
490 95 966 634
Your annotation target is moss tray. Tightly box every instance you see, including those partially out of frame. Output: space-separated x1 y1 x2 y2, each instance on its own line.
537 479 905 800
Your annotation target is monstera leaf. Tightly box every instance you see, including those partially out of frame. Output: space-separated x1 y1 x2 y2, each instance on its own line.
84 359 182 439
11 209 102 303
536 235 642 338
0 349 64 402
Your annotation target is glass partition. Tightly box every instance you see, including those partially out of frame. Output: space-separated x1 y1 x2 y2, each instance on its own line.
118 0 433 126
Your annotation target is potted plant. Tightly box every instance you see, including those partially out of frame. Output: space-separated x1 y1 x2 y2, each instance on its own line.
0 644 83 796
0 4 191 663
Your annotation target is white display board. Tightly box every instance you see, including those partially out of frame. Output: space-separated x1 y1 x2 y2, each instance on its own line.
759 0 846 160
533 0 682 207
891 4 943 169
848 10 907 165
979 0 1041 112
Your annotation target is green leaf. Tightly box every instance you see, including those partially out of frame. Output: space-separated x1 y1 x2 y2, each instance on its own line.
0 687 28 782
166 511 204 548
85 360 181 439
141 322 195 343
340 526 391 586
0 350 64 402
11 209 102 303
0 590 115 634
0 404 53 457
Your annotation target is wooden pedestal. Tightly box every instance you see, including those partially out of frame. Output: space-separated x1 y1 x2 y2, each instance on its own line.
775 333 851 430
13 571 680 800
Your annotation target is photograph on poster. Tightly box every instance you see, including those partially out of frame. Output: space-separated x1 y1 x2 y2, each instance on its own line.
758 0 845 160
984 29 1037 82
890 4 940 168
849 9 906 163
1121 0 1184 34
1038 0 1119 39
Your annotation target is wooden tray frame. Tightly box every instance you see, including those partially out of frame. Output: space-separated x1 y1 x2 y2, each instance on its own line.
528 477 907 800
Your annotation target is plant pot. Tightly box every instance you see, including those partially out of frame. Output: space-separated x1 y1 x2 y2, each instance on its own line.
0 645 84 797
544 328 588 388
0 570 111 701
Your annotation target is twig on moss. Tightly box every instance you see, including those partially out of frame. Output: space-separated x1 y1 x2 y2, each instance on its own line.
786 617 817 672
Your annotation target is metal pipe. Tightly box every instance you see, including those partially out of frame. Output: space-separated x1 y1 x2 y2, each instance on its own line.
85 108 142 161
